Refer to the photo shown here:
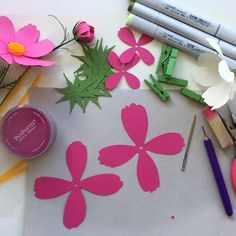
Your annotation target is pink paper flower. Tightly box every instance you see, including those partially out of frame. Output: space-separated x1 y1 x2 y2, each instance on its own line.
73 21 95 44
0 16 55 66
34 141 123 229
118 27 155 65
98 104 185 192
106 51 140 90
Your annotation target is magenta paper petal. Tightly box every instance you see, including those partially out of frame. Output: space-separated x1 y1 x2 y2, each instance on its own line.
24 39 54 57
81 174 123 195
137 47 155 65
137 34 153 46
13 56 55 66
98 145 137 167
0 41 8 54
34 177 71 199
63 189 86 229
118 27 136 46
66 141 87 181
0 54 13 64
0 16 15 44
107 51 122 70
16 24 40 46
137 151 160 192
123 54 140 70
121 104 148 146
145 133 185 155
120 48 136 64
105 72 123 90
124 72 140 89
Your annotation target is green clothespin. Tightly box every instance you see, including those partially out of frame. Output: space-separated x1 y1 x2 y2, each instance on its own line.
180 88 206 105
164 48 179 77
156 45 172 74
158 75 188 87
145 74 170 101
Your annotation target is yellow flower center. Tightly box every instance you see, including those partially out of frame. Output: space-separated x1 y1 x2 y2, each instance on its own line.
8 42 25 56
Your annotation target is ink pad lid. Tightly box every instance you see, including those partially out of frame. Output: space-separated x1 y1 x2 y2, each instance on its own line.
0 105 56 159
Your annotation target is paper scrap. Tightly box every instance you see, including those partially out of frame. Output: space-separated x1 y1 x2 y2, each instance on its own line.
34 141 123 229
106 51 140 89
118 27 155 65
98 103 185 192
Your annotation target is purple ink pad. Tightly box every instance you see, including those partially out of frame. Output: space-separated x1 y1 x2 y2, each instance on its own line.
0 105 56 159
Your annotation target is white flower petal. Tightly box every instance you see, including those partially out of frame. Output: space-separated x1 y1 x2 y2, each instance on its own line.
197 52 221 67
193 66 222 87
219 60 235 82
206 37 224 57
202 81 233 109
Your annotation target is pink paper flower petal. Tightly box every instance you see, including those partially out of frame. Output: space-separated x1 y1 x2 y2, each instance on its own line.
137 47 155 65
98 145 137 167
0 16 15 44
63 189 86 229
16 24 40 46
66 141 87 181
24 39 54 57
0 53 13 64
81 174 123 195
13 55 55 66
137 34 153 46
118 27 136 46
105 72 123 90
120 48 136 64
34 177 71 199
107 51 122 70
121 104 148 146
123 53 140 70
0 41 8 54
124 72 140 89
145 133 185 155
137 151 160 192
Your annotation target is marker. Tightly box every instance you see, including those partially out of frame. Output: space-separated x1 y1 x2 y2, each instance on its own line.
132 0 236 46
129 2 236 60
126 14 236 70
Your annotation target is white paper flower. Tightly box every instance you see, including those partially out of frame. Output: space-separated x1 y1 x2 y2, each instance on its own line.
195 38 235 110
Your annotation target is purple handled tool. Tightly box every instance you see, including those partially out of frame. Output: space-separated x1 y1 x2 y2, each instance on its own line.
202 126 233 217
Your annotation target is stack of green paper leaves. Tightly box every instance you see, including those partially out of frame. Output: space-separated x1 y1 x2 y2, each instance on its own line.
56 39 114 113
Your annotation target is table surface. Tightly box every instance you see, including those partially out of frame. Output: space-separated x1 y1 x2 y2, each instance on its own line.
1 0 236 235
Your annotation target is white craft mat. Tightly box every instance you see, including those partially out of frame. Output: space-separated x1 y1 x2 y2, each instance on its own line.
24 88 236 236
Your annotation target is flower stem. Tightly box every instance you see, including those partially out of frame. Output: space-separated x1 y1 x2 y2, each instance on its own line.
52 38 75 52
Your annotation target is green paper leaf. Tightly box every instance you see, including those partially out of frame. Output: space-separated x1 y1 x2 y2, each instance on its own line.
55 39 114 113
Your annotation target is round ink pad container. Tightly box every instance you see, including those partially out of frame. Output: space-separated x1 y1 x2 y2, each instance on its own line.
0 105 56 159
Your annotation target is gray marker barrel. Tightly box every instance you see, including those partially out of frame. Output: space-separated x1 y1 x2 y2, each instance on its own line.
126 14 236 70
134 0 236 46
129 2 236 60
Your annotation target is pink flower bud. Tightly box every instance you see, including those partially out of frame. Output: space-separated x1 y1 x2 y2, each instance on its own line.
73 21 95 44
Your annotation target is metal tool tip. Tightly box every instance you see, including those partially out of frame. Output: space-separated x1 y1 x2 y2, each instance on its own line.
202 126 207 137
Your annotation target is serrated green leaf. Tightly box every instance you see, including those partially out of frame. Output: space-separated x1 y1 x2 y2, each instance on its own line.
55 39 114 113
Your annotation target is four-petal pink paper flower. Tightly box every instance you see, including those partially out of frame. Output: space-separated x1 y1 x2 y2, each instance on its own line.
118 27 155 65
106 51 140 90
0 16 55 66
98 104 185 192
34 141 123 229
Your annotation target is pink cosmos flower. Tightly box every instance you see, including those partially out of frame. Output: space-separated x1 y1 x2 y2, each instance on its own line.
34 141 123 229
118 27 155 65
0 16 55 66
98 104 185 192
106 51 140 90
